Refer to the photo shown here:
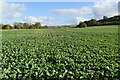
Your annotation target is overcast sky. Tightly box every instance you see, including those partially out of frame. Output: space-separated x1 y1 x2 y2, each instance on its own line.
0 0 119 26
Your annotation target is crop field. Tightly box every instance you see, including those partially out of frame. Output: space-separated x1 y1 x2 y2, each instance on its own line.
2 25 120 79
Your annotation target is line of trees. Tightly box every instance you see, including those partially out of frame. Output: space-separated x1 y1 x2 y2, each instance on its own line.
77 15 120 28
0 22 49 29
1 15 119 29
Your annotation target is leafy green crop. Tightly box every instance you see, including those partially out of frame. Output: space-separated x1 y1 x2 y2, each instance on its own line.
2 25 120 79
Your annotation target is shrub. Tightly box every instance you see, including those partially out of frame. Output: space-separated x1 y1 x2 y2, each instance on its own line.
2 25 11 29
77 22 87 28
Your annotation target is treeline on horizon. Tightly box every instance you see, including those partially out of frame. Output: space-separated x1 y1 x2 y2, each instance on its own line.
0 15 119 29
0 22 48 29
76 15 119 28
